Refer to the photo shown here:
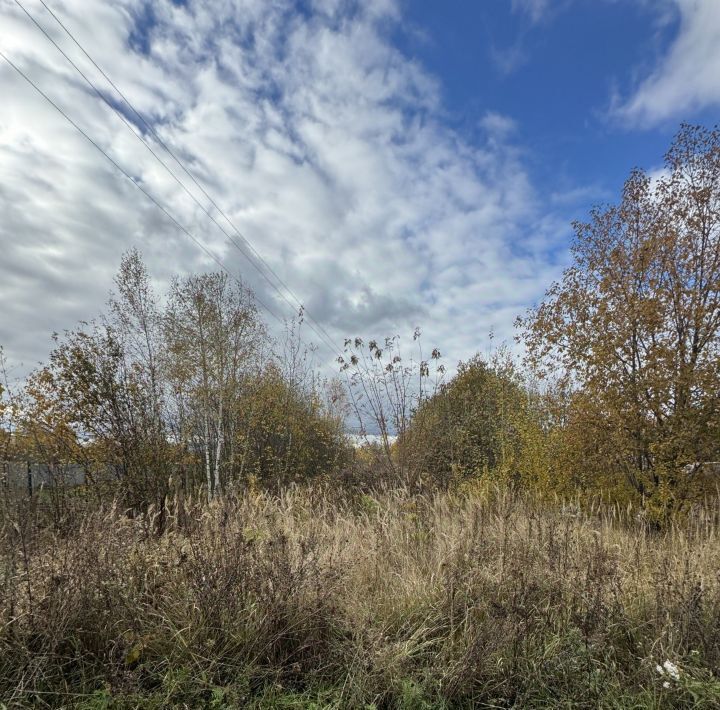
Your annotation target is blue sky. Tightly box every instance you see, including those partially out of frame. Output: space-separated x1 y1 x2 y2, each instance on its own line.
397 0 715 213
1 0 719 377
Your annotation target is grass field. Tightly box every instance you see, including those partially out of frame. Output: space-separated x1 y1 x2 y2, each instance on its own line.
2 485 720 708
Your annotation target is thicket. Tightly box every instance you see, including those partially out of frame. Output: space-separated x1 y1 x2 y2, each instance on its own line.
1 252 349 518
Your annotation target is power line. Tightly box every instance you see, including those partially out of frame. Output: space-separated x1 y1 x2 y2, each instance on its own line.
0 47 291 330
13 0 340 362
23 0 344 362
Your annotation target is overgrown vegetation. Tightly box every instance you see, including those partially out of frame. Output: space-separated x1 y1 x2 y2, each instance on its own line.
0 486 720 708
2 125 720 707
1 253 349 517
3 485 720 708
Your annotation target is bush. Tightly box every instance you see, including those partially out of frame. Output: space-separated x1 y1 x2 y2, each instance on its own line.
401 353 547 491
233 365 350 489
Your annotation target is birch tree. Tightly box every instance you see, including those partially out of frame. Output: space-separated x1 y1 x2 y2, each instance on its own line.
164 272 266 500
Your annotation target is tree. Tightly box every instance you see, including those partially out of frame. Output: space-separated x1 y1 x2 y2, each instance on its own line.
28 321 172 509
520 125 720 508
0 348 15 462
401 350 546 490
22 252 174 511
108 248 164 435
164 272 268 500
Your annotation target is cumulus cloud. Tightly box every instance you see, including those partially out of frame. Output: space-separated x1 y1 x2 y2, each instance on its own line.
614 0 720 125
0 0 568 379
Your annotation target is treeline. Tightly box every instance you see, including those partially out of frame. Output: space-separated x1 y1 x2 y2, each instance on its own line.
2 124 720 524
336 126 720 523
1 254 349 514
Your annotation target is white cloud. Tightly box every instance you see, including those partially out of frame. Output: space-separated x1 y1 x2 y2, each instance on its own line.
479 111 518 140
615 0 720 125
511 0 550 24
0 0 568 379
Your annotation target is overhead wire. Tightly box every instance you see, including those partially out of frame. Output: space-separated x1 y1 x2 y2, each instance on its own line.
0 47 291 330
20 0 344 363
2 43 348 384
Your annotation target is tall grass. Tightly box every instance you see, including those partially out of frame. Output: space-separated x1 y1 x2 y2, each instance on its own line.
2 484 720 708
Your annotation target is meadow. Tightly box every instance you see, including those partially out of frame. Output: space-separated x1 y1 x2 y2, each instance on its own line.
2 483 720 709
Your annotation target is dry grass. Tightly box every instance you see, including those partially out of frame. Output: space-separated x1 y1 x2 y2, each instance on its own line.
2 484 720 708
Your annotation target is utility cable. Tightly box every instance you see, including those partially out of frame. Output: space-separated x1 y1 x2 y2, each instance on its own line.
24 0 344 362
0 47 291 331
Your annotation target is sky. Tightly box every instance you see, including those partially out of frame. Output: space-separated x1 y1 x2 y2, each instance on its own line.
1 0 719 380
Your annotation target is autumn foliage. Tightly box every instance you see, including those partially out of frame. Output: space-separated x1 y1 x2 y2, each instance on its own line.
1 125 720 518
520 124 720 517
2 125 720 707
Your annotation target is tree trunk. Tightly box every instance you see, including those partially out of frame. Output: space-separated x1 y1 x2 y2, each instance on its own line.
214 399 224 496
204 413 213 503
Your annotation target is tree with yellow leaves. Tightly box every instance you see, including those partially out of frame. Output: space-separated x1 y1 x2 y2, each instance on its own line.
520 125 720 512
